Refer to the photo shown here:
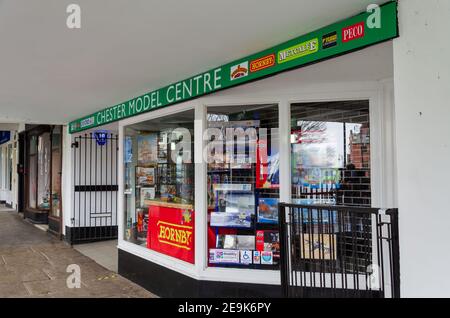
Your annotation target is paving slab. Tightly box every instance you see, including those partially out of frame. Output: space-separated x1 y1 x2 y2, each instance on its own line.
0 207 157 298
0 282 30 298
74 240 118 272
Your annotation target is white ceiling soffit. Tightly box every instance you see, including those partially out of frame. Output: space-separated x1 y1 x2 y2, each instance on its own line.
0 0 389 125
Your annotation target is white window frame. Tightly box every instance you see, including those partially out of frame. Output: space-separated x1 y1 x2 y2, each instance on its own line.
118 102 198 279
117 78 396 286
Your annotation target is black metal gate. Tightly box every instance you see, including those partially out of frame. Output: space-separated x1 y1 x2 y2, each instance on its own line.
69 133 118 244
279 203 400 298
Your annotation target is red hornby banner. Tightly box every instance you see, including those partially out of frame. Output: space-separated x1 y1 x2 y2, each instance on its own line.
147 204 195 264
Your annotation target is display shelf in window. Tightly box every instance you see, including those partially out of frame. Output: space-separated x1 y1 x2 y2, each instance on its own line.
206 106 280 269
144 200 194 211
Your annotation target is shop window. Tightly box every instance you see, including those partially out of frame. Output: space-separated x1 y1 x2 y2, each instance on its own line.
124 110 195 264
207 104 280 269
291 101 371 206
37 132 51 209
290 100 371 273
28 135 38 209
51 126 62 217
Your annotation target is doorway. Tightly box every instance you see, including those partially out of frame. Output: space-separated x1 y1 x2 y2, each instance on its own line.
17 132 25 213
48 126 63 236
69 132 119 244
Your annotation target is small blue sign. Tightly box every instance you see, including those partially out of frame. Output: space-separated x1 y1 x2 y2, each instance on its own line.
94 130 109 146
0 131 11 145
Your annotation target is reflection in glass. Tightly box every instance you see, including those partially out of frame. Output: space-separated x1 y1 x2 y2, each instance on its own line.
207 104 280 270
28 135 38 209
37 132 51 209
123 110 195 264
291 101 371 207
51 127 62 217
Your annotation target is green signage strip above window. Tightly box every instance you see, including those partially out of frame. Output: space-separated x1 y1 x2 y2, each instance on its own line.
69 1 398 134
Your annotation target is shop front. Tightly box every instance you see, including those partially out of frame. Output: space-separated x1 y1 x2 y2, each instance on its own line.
116 86 395 297
68 2 399 297
21 125 63 234
0 131 18 209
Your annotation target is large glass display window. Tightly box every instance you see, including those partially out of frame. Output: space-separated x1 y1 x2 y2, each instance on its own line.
50 126 62 218
291 101 371 206
290 100 372 273
206 104 280 269
123 110 195 264
37 132 51 210
26 127 62 219
28 135 38 209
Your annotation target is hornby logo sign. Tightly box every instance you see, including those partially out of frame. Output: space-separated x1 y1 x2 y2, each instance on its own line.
148 205 195 263
342 22 365 42
250 54 275 73
157 221 193 250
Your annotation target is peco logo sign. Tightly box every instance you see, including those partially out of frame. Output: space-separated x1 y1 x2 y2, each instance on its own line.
342 22 365 42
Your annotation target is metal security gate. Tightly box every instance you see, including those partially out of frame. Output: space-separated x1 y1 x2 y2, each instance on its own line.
70 133 118 244
279 203 400 298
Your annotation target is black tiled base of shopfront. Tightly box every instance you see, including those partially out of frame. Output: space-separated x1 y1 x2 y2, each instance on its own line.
65 226 118 245
24 209 48 224
118 249 283 298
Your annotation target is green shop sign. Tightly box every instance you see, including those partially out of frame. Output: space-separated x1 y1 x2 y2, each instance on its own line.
69 1 398 133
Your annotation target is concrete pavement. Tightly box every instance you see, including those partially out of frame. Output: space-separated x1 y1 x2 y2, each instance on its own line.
0 206 156 298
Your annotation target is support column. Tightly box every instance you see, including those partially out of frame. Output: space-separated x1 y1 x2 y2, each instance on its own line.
61 125 74 238
393 0 450 297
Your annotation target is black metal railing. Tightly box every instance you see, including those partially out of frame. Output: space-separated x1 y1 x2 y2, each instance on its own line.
279 203 400 298
69 133 119 244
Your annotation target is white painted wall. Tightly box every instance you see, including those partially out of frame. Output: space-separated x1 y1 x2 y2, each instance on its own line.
61 126 72 236
393 0 450 298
